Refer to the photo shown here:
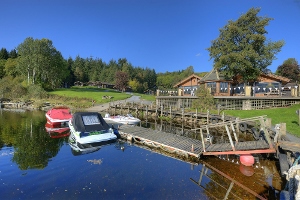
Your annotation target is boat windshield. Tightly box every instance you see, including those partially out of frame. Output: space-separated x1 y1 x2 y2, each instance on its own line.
127 114 133 117
82 115 100 125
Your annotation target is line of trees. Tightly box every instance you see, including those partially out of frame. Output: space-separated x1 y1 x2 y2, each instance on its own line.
0 37 198 100
0 37 158 93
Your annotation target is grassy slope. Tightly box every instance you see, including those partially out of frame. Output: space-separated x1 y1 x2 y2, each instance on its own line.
49 87 131 103
47 87 156 108
224 104 300 137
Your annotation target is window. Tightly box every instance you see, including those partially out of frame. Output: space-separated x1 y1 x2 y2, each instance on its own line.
206 82 216 93
220 82 229 93
183 86 198 95
255 82 279 93
82 115 100 125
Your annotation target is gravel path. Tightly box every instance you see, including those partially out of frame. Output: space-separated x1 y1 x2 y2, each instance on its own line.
85 95 153 112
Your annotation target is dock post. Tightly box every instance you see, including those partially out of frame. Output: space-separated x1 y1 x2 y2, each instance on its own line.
280 123 286 137
200 128 206 152
265 118 272 129
235 117 240 134
207 110 209 124
222 112 225 123
259 117 273 148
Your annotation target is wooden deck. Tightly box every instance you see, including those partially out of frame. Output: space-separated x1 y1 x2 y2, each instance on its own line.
118 125 203 158
118 124 276 159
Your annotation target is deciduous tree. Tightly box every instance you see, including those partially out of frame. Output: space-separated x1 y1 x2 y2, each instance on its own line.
207 7 284 84
17 37 68 88
115 71 129 92
276 58 300 82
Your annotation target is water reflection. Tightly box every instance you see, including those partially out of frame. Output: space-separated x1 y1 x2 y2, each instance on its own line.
68 133 119 156
0 110 68 170
140 118 283 199
0 110 284 199
45 123 70 138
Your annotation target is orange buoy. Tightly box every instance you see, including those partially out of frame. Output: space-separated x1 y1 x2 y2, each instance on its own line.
240 154 255 166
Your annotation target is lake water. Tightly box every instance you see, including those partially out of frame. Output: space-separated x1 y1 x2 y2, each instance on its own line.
0 109 283 199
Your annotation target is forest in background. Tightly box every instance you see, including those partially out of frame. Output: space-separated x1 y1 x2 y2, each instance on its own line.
0 37 206 100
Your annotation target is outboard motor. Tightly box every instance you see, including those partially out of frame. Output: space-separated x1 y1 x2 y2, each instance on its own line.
111 125 120 139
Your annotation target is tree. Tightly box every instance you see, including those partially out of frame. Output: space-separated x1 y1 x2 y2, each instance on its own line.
17 37 68 88
4 58 18 77
9 49 18 59
115 71 129 92
276 58 300 82
0 59 5 78
129 79 141 92
0 48 9 60
192 85 215 110
207 7 284 84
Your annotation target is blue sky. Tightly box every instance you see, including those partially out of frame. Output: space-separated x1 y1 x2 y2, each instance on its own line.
1 0 300 73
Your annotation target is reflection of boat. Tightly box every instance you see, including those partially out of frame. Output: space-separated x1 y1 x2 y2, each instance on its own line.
69 136 103 156
104 113 141 125
45 123 70 138
45 107 72 127
69 112 118 145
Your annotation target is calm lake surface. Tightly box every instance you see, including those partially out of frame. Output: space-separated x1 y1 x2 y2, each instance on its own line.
0 109 284 199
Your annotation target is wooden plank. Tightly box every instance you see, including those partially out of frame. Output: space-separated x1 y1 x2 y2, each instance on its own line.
279 141 300 152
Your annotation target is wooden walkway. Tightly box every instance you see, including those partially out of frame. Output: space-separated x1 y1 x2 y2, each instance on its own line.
118 123 276 159
118 125 203 158
203 140 275 155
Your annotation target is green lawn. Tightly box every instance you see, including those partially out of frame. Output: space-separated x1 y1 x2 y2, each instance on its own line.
224 104 300 137
133 93 156 101
48 87 132 103
47 87 156 108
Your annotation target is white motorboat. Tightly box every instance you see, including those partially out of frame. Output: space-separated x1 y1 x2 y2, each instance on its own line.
104 113 141 125
69 112 118 145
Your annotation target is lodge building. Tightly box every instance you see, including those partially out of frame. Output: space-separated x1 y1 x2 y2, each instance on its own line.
156 68 300 110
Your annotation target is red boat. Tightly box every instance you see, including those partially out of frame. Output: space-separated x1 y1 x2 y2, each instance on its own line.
45 107 72 127
45 123 70 138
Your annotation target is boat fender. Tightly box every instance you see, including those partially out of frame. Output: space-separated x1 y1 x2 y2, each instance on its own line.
210 117 218 124
239 122 247 132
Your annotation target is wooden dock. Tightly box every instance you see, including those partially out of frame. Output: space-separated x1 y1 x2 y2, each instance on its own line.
118 125 203 158
118 115 276 159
